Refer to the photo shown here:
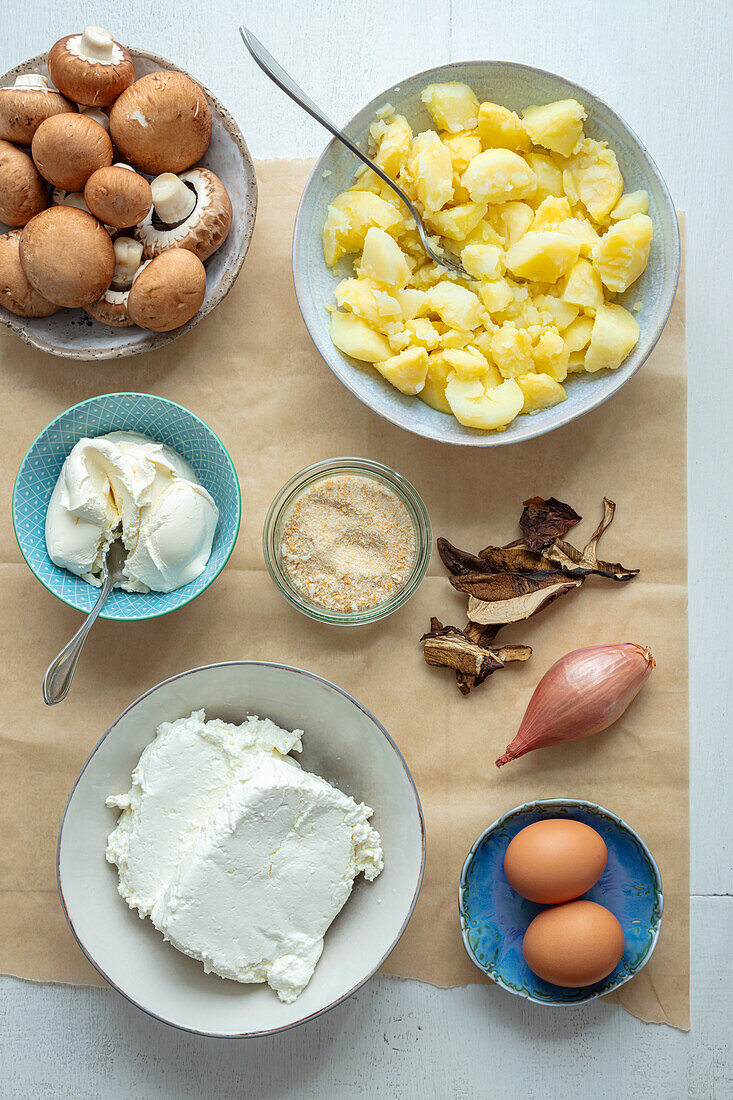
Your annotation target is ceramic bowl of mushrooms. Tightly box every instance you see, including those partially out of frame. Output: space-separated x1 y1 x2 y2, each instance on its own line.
0 26 257 359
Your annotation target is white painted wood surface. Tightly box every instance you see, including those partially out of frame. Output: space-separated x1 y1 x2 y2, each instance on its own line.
1 1 731 1095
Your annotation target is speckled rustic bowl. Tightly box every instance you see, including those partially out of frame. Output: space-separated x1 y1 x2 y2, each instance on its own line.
293 61 680 446
0 49 257 359
57 661 425 1036
459 798 663 1005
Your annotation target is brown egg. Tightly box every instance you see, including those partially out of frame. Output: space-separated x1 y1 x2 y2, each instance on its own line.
503 819 607 904
523 900 625 987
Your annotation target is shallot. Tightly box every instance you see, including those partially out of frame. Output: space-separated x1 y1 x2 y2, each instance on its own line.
496 643 655 767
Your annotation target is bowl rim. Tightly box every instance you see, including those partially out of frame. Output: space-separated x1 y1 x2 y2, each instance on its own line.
56 659 427 1037
292 58 681 447
0 47 258 360
458 796 664 1006
11 391 242 621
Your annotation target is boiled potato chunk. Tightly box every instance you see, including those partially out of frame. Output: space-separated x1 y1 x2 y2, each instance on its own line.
532 197 599 254
424 201 487 241
522 99 586 157
585 303 639 372
461 243 504 280
532 293 579 331
395 287 427 320
563 313 594 352
443 346 501 385
425 281 482 329
591 213 653 292
406 131 454 212
359 227 412 289
505 231 581 282
532 329 569 382
525 152 564 203
561 258 605 311
422 82 480 133
420 351 454 412
441 131 482 173
323 191 404 265
518 372 567 413
479 278 514 314
491 323 534 378
477 102 530 151
461 149 537 204
487 201 534 246
611 190 649 220
462 218 505 249
374 346 429 394
445 375 524 429
334 278 402 326
372 114 413 178
564 139 623 222
330 310 394 362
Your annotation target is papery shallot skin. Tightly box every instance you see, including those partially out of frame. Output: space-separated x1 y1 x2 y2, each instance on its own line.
496 643 655 767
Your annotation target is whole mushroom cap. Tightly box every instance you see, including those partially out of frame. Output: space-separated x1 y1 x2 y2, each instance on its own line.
48 28 135 107
84 165 152 228
135 168 233 261
20 206 115 307
0 139 49 226
0 231 60 317
0 76 76 145
127 248 206 331
110 71 212 175
32 113 113 191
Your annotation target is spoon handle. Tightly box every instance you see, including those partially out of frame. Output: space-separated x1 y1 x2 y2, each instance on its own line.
42 569 115 706
239 26 422 224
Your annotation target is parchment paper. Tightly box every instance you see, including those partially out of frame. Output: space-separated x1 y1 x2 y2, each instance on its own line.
0 160 688 1029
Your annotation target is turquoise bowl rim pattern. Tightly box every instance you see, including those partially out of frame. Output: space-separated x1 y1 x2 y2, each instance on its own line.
458 797 664 1006
12 393 241 622
293 59 681 447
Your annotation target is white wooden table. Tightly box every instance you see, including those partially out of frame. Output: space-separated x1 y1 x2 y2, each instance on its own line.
2 2 731 1096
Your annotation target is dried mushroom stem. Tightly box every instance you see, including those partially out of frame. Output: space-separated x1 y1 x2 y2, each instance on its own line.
542 498 640 581
151 173 196 226
421 618 532 696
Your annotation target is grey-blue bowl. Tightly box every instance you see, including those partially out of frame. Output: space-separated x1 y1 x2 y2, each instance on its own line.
12 392 241 621
459 798 664 1005
293 61 680 446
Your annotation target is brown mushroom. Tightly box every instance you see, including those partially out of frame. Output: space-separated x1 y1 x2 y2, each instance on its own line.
0 139 49 226
48 26 135 107
0 231 60 317
51 187 118 238
126 248 206 331
20 205 115 307
134 168 232 260
32 113 113 191
84 164 152 228
85 236 143 326
0 74 76 145
110 71 212 175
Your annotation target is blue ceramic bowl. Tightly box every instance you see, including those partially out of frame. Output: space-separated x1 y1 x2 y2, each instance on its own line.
12 393 241 621
294 61 680 446
459 798 663 1005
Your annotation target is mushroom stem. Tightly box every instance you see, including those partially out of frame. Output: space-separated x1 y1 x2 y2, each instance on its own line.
151 173 196 225
13 74 51 91
79 26 115 64
56 191 91 213
81 106 110 131
111 237 143 291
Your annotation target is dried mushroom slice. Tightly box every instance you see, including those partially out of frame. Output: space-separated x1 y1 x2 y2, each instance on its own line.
463 574 584 625
519 496 582 551
437 537 489 576
542 497 639 581
421 618 531 695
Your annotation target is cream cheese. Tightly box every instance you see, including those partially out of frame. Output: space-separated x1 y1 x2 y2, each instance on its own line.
106 711 383 1003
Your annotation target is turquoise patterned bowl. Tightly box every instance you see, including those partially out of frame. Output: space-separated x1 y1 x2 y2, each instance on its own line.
294 61 680 446
12 393 241 621
459 798 663 1005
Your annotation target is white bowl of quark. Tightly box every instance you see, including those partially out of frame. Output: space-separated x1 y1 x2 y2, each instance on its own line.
0 49 257 360
57 661 425 1037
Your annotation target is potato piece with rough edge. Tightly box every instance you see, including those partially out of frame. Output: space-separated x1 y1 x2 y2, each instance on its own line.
438 328 473 349
445 374 524 430
461 149 537 204
334 278 402 327
425 281 483 330
611 190 649 220
358 227 412 289
462 218 505 249
532 294 579 331
443 345 500 384
532 329 569 382
585 303 639 372
531 197 599 254
461 243 504 280
330 310 393 362
322 191 404 265
421 83 480 133
479 278 514 315
522 99 586 157
402 317 441 350
490 323 534 378
424 201 487 241
373 114 413 178
487 201 534 247
564 139 623 222
525 152 565 204
395 287 426 321
592 213 653 292
563 314 594 352
518 372 566 413
561 258 604 311
567 350 587 373
374 346 429 394
406 131 454 211
477 102 530 152
505 231 581 282
420 350 454 413
441 131 482 174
